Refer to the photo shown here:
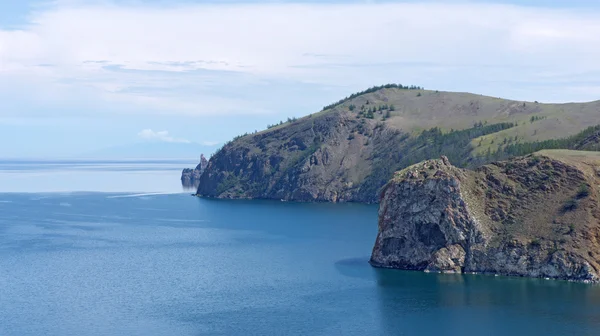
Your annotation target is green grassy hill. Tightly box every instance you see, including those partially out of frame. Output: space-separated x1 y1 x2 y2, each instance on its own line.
197 85 600 203
324 87 600 150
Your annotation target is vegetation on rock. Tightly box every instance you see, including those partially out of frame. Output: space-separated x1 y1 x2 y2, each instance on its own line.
196 84 600 203
322 83 423 111
371 150 600 283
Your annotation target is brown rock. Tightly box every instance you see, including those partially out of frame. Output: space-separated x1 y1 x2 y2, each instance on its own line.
370 152 600 283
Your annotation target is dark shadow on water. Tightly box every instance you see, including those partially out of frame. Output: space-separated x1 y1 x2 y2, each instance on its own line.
373 268 600 335
334 257 377 281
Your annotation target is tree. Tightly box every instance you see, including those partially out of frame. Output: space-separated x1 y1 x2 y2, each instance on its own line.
577 184 590 199
562 199 578 212
321 84 424 110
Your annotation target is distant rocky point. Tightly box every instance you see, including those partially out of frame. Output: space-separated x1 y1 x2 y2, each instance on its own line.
181 154 208 190
370 150 600 283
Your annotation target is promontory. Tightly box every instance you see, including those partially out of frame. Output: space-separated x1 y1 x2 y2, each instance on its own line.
370 150 600 283
195 85 600 203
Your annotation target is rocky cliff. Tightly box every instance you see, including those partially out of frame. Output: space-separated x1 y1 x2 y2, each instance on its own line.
197 110 410 202
181 154 208 189
370 150 600 283
574 128 600 151
196 86 600 203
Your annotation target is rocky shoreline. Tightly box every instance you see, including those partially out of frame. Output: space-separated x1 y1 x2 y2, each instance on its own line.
181 154 208 190
369 152 600 283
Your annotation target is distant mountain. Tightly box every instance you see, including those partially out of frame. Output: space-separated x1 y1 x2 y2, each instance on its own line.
80 141 219 160
196 84 600 203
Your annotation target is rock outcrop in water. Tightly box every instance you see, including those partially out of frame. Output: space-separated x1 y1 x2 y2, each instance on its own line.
370 150 600 283
181 154 209 189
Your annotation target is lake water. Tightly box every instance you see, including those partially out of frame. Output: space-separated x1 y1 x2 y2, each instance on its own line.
1 161 600 335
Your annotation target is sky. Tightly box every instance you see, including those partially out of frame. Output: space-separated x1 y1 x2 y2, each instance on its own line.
1 0 600 158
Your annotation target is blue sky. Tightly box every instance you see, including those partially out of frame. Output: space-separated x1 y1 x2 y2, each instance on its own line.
1 0 600 158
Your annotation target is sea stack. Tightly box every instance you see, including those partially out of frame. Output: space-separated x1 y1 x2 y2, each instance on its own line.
181 154 209 189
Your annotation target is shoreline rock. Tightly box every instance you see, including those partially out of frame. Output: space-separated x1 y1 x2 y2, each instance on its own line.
370 152 600 283
181 154 208 190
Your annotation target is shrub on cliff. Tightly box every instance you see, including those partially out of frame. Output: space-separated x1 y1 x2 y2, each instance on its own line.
562 199 579 213
577 184 591 199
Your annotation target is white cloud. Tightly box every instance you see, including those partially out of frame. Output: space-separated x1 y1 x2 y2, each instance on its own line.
137 129 190 143
2 1 600 116
201 141 220 146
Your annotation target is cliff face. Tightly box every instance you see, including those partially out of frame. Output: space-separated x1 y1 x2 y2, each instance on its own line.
181 154 208 189
197 110 407 202
370 151 600 283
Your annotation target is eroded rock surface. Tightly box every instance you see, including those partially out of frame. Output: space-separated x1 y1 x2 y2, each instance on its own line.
181 154 209 189
370 152 600 283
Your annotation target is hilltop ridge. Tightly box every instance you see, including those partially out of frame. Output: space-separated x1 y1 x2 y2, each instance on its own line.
196 85 600 203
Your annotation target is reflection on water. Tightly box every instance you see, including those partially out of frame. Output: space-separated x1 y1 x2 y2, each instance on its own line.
334 258 377 281
373 268 600 335
181 179 199 192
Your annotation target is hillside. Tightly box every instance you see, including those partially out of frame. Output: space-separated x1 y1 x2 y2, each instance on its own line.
197 85 600 203
574 130 600 151
370 150 600 282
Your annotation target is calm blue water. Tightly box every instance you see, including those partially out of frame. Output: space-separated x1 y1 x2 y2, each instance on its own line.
1 161 600 335
0 159 197 193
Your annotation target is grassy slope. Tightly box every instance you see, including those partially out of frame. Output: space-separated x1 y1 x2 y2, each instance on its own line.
237 87 600 154
469 150 599 263
206 86 600 202
536 150 600 177
309 88 600 153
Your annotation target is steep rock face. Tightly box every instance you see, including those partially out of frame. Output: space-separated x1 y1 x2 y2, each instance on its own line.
197 111 406 202
371 157 487 273
371 152 600 282
181 154 209 189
